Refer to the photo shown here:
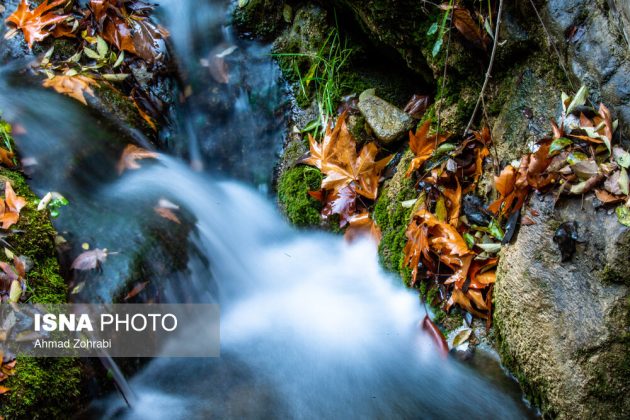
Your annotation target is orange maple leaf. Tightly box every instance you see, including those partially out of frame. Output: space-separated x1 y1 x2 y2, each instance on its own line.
42 74 98 105
5 0 70 48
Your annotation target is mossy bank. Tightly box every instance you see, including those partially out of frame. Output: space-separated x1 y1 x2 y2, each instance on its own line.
0 121 82 419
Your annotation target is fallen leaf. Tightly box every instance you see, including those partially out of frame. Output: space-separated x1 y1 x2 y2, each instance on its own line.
4 182 26 214
154 207 180 224
71 248 108 270
451 328 472 348
5 0 70 48
421 314 449 357
0 385 9 394
124 281 149 300
406 120 448 177
9 280 21 303
344 212 381 243
117 144 158 174
404 94 430 119
0 148 15 168
42 74 98 105
595 189 624 204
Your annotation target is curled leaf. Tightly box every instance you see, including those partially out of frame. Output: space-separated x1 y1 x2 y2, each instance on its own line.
117 145 158 174
71 248 108 271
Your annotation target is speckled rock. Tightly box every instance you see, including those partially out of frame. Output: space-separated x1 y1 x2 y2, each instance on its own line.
495 193 630 418
358 90 414 144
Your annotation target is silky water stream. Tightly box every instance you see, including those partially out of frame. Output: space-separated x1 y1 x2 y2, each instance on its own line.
0 0 536 418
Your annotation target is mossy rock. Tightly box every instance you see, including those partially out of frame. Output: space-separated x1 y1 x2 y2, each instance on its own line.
232 0 290 41
277 165 322 227
0 122 81 419
372 149 416 283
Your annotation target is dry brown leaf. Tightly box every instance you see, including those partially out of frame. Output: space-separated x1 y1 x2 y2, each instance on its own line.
595 189 625 204
403 94 430 119
154 206 181 224
4 182 26 214
344 212 382 243
42 74 98 105
117 144 158 174
71 248 108 271
406 121 448 177
124 281 149 300
0 148 16 168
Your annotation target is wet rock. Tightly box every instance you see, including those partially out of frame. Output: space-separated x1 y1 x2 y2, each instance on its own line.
553 221 579 261
357 90 414 144
495 194 630 418
232 0 287 41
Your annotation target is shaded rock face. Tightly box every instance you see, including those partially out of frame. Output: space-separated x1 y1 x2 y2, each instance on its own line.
538 0 630 137
495 194 630 418
358 90 414 144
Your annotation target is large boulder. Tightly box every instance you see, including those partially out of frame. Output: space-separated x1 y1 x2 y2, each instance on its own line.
495 194 630 418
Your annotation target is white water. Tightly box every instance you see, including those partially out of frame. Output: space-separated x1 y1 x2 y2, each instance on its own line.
86 159 529 419
0 0 533 417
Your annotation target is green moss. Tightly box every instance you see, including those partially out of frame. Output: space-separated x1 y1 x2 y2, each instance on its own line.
1 357 82 420
94 86 153 135
0 121 81 418
277 166 323 227
232 0 287 41
373 150 416 279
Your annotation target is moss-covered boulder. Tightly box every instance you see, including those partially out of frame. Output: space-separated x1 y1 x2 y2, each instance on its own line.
277 166 322 228
495 194 630 418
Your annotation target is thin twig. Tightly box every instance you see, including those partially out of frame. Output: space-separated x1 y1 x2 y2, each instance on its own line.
527 0 574 89
464 0 503 135
436 8 454 146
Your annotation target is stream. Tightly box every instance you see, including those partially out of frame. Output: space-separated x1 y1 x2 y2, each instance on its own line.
0 0 536 418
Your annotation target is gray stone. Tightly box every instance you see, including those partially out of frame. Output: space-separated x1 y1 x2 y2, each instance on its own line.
358 90 414 144
495 194 630 418
542 0 630 138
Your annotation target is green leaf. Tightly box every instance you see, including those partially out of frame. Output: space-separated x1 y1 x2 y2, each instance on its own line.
566 85 588 115
435 143 457 157
64 68 78 76
488 219 504 241
615 205 630 227
102 73 130 82
548 137 572 155
613 147 630 168
400 198 417 208
427 22 439 36
83 47 101 60
483 19 494 39
97 36 108 58
432 37 443 57
113 51 125 68
68 50 82 63
476 243 502 253
452 328 472 348
41 46 54 66
567 151 588 165
300 119 321 133
9 280 21 303
435 196 447 222
463 232 475 249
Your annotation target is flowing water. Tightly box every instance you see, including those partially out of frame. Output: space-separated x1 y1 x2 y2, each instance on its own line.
0 0 536 418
